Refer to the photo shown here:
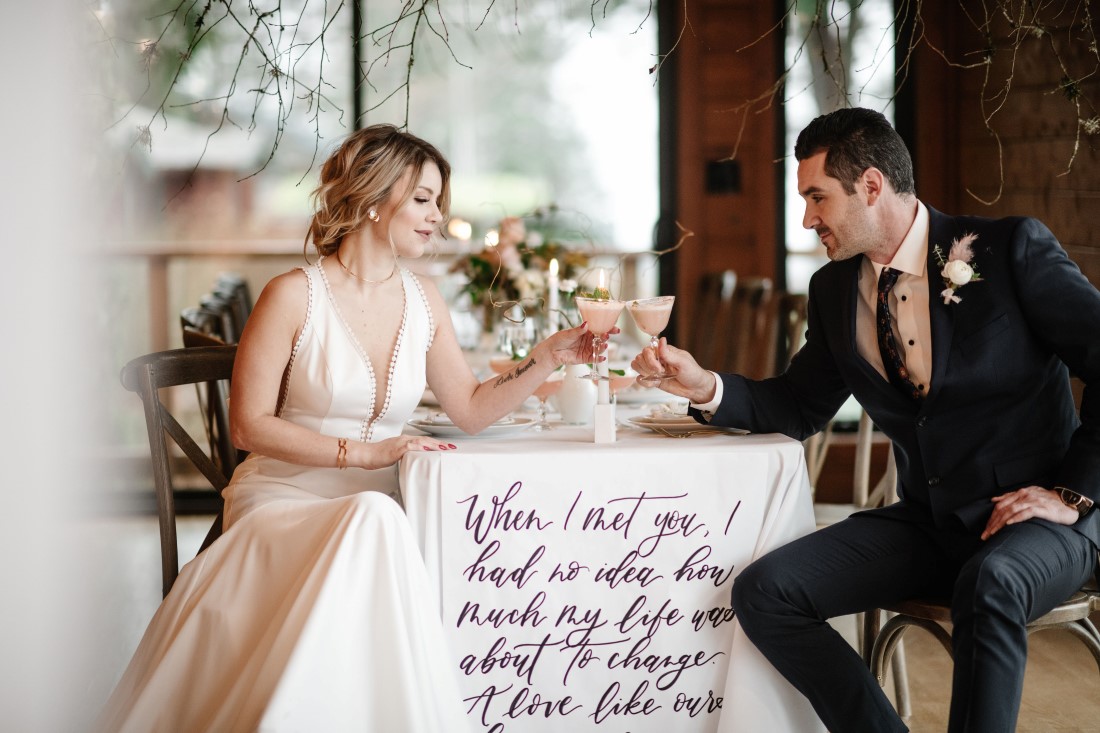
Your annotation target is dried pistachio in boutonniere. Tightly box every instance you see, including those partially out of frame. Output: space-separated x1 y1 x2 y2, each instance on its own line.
934 232 982 305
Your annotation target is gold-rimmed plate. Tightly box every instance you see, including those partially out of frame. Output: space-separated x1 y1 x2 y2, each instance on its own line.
406 417 535 438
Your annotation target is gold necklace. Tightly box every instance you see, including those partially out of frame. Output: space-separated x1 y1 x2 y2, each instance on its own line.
335 250 396 285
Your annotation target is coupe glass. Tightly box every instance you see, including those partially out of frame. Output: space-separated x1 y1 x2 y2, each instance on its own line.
530 375 564 431
628 295 675 388
574 296 625 382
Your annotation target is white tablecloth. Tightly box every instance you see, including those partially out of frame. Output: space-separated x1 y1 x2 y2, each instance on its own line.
401 421 825 733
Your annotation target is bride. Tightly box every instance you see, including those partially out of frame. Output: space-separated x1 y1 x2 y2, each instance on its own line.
98 124 599 732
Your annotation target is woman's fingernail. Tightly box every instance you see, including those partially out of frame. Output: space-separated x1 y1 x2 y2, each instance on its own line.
448 443 457 449
438 444 448 450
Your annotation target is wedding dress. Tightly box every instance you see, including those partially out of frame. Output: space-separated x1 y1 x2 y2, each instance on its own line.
98 261 471 732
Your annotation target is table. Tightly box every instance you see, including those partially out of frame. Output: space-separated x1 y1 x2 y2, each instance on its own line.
400 420 825 733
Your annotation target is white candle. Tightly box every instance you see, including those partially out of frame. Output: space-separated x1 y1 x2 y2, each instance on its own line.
547 258 560 334
595 268 610 404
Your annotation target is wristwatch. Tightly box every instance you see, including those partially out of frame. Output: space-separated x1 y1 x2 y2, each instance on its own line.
1056 487 1094 517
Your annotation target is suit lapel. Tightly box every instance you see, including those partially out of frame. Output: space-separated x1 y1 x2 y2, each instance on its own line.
925 206 956 406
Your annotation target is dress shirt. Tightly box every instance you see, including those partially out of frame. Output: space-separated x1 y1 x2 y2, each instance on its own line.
858 201 932 395
692 200 933 414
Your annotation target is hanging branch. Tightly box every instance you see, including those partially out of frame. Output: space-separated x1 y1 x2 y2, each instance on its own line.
723 0 1099 202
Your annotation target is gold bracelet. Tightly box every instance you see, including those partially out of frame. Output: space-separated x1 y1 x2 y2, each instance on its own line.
336 437 348 470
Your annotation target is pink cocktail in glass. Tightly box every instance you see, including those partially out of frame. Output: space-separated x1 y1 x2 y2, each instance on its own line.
575 295 624 382
628 296 675 387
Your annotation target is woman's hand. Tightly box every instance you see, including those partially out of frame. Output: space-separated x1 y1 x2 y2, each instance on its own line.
353 435 457 470
630 338 717 404
539 322 620 369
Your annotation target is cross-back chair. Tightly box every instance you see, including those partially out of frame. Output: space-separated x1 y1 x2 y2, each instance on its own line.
180 306 241 474
198 293 242 344
121 345 238 597
181 306 226 347
213 273 253 335
688 270 737 369
861 433 1100 716
721 276 775 379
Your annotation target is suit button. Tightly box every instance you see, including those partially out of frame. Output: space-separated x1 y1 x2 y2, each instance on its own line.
928 476 941 487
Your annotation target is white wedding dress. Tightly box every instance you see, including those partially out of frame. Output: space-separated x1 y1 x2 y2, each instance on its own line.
99 261 472 732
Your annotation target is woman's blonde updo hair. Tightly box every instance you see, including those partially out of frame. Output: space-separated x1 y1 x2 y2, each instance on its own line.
306 124 451 257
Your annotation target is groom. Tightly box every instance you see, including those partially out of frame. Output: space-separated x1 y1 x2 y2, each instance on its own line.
632 107 1100 732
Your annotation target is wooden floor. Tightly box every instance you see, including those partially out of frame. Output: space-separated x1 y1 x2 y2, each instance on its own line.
832 613 1100 732
90 514 1100 731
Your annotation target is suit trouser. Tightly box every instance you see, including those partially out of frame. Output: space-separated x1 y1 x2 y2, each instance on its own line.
730 508 1096 733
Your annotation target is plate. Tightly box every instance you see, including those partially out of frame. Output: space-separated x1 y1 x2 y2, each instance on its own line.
407 417 535 438
633 413 695 425
627 416 749 435
421 413 516 427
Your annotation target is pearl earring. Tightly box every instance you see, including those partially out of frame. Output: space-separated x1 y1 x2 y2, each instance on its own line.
368 209 380 222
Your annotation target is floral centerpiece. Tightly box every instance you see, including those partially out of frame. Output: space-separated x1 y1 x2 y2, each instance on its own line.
450 206 590 324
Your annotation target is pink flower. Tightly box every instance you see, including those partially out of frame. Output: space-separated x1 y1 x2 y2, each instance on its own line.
498 216 527 249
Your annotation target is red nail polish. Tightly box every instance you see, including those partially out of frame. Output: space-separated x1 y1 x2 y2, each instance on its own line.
448 443 457 449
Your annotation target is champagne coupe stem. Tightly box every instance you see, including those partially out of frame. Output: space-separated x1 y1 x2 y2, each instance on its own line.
637 333 663 387
533 397 552 431
588 334 605 381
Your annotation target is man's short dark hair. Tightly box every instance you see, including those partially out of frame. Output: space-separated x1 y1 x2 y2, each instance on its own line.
794 107 915 196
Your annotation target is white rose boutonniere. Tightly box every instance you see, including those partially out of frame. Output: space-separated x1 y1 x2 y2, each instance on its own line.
934 232 982 305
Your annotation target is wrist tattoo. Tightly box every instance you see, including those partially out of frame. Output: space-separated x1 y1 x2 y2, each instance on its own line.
493 357 536 387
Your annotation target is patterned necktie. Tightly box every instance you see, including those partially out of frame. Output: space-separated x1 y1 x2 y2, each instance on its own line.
876 267 923 402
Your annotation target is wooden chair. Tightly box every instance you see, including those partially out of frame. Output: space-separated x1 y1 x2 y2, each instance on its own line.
688 270 737 369
213 273 253 334
180 306 226 347
776 292 808 372
723 276 775 379
813 410 897 526
180 307 240 474
862 450 1100 716
199 293 242 344
121 345 238 597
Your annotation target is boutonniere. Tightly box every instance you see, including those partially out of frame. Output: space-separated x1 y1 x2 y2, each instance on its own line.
934 232 982 305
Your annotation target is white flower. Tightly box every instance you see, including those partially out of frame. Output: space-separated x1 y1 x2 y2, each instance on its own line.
526 231 544 248
933 232 982 305
513 269 545 301
559 278 578 293
942 259 974 286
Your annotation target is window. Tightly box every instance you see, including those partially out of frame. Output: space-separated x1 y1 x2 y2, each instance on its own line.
783 0 897 293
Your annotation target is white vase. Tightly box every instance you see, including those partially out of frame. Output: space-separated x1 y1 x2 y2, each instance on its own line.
557 364 597 425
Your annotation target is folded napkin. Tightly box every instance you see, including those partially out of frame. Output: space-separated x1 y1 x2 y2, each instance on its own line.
650 402 688 418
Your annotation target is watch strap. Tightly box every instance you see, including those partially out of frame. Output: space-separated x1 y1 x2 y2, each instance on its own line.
1057 487 1094 517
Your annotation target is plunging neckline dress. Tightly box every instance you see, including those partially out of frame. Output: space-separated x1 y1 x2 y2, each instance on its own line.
98 260 472 732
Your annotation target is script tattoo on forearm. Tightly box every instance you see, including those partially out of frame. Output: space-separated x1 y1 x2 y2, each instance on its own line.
493 358 537 388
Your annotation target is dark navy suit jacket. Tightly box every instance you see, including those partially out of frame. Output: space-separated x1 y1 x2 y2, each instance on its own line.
698 206 1100 546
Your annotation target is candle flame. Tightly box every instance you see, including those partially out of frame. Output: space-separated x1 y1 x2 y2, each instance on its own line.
549 258 559 276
